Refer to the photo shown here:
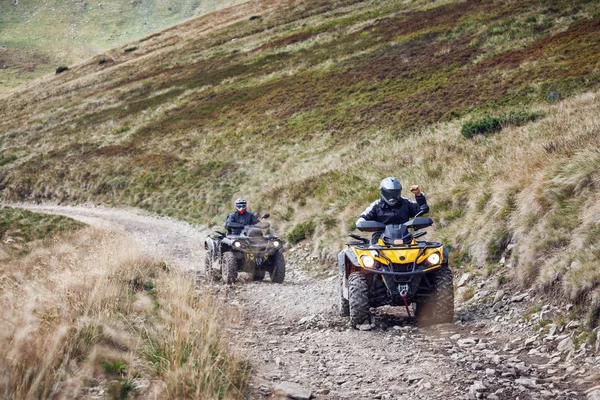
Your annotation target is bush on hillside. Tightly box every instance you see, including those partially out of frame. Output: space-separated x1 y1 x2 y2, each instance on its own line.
461 110 544 138
55 66 69 74
287 220 316 245
124 46 138 53
0 155 17 167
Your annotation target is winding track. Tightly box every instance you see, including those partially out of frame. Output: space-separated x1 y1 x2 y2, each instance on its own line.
9 203 591 399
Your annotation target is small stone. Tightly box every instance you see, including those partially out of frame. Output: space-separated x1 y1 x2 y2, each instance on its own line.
515 378 538 388
493 290 505 304
469 381 487 394
566 320 580 330
540 310 554 321
511 293 528 302
557 337 574 353
273 382 312 400
566 303 574 312
458 272 472 287
357 323 373 331
588 389 600 400
457 338 478 348
450 334 461 340
485 368 497 376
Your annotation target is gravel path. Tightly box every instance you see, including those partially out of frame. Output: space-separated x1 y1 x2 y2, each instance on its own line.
9 203 598 400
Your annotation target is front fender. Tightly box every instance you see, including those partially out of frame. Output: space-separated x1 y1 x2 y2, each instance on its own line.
205 237 221 259
442 245 449 265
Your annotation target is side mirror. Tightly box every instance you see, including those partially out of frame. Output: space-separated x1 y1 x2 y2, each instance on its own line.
261 213 270 219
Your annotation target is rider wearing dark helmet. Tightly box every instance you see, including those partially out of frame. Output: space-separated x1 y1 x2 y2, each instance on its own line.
357 177 429 242
226 198 260 235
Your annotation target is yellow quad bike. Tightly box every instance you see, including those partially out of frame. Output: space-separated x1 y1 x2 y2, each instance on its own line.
338 213 454 328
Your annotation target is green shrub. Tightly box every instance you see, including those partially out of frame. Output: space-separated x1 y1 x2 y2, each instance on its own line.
249 15 262 21
98 59 107 65
287 220 316 245
503 110 544 126
55 66 69 74
124 46 138 53
461 110 544 138
0 155 17 167
461 115 502 138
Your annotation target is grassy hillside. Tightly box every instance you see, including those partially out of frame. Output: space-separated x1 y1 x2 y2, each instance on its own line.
0 0 247 92
1 0 600 321
0 205 84 258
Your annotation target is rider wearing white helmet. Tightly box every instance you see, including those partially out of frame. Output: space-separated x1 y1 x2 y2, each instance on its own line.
225 198 260 235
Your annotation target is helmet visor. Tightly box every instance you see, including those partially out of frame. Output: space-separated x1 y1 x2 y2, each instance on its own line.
381 188 401 206
235 203 247 212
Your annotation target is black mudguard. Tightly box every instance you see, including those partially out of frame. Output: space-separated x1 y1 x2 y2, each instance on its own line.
205 237 221 261
442 245 449 265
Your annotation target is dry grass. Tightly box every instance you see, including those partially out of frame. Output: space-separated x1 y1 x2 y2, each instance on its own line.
0 229 247 399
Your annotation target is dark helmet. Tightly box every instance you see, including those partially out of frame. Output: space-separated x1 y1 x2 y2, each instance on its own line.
235 198 247 214
380 177 402 206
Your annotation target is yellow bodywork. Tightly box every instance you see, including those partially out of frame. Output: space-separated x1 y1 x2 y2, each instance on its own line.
352 238 444 272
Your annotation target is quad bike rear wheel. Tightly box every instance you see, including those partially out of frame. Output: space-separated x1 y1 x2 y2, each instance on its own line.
269 252 286 284
348 272 370 327
338 268 349 317
416 266 454 325
222 252 239 284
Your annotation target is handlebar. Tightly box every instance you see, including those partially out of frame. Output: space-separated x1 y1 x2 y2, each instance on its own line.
348 233 369 243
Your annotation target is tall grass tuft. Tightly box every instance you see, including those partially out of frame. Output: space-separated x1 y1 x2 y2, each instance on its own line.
0 229 247 399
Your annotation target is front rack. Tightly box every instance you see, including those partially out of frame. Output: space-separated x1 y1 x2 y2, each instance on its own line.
345 241 442 250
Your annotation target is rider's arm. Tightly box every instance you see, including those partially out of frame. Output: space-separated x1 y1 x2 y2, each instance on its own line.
356 200 379 226
409 193 429 217
250 213 260 225
225 213 235 230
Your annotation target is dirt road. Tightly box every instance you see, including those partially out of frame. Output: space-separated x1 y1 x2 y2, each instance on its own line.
13 204 596 399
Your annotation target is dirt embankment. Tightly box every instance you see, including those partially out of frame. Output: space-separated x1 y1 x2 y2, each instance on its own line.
12 204 598 400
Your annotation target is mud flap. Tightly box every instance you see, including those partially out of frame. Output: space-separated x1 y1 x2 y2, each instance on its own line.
338 251 349 299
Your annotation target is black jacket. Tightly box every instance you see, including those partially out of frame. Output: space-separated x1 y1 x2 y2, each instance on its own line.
358 194 429 241
226 211 260 235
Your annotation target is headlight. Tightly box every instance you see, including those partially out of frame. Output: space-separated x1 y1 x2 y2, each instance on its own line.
273 240 280 248
361 255 376 268
427 253 440 265
234 241 241 248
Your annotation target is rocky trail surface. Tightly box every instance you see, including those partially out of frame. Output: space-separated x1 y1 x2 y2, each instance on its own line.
10 204 600 399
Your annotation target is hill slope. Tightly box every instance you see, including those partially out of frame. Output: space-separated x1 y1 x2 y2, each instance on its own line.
1 0 600 324
0 0 247 92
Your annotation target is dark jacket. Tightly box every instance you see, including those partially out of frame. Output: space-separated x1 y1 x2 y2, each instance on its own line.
226 211 260 235
358 194 429 241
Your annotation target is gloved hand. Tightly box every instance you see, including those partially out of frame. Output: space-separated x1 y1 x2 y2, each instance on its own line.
410 185 422 196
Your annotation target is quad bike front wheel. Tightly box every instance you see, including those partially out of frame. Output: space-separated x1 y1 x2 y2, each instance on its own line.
222 252 239 284
416 266 454 325
253 269 266 281
348 272 370 327
338 268 349 317
204 251 215 282
269 252 286 284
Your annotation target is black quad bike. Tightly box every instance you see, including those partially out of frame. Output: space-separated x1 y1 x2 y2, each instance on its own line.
204 214 286 284
338 210 454 327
